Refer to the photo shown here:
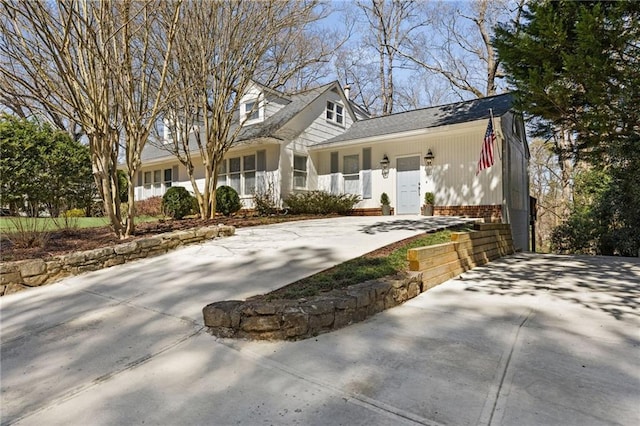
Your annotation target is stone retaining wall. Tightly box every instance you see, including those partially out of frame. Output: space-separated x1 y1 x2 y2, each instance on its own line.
203 223 515 341
0 225 235 296
203 274 423 341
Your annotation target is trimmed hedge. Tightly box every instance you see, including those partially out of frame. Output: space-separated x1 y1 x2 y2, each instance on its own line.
162 187 195 219
284 191 360 215
216 186 242 216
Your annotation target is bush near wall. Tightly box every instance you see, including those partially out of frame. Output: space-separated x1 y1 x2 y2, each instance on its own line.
284 191 360 215
135 196 163 217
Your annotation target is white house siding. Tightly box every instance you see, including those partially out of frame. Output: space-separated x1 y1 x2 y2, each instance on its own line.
134 143 281 209
313 119 505 212
278 88 354 197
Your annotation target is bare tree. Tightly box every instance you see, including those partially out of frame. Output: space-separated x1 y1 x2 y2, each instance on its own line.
355 0 428 115
400 0 525 99
0 0 180 238
159 0 334 219
529 137 565 252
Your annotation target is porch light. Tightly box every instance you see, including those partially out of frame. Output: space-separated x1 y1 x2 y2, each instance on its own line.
380 154 390 178
424 149 435 174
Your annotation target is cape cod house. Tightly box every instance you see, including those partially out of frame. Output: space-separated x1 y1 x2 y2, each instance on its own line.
136 81 530 250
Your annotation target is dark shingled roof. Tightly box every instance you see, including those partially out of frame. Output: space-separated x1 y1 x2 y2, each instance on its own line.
141 81 339 162
235 81 336 142
315 93 514 147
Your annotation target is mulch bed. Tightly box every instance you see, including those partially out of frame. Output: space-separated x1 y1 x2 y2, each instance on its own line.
0 214 335 262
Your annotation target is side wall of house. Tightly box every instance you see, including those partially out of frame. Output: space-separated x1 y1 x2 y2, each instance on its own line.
500 112 530 251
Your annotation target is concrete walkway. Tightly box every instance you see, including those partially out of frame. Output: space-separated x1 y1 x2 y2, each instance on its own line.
2 217 639 425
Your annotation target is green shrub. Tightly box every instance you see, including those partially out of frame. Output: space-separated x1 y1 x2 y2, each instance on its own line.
215 186 242 216
380 192 390 205
135 196 163 217
62 208 85 218
162 187 194 219
424 192 435 205
284 191 360 215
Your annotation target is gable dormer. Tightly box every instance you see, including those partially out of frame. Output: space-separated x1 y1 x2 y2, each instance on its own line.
239 84 265 125
239 82 291 126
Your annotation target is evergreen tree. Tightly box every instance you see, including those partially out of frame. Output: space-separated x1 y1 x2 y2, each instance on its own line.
495 1 640 255
0 115 95 216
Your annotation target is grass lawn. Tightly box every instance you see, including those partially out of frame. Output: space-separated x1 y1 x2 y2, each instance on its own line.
265 225 471 300
0 216 158 233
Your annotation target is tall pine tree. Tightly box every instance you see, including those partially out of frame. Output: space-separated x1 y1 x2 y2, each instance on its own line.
495 1 640 255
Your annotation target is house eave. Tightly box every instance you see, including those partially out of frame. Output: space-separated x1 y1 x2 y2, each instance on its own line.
310 117 500 151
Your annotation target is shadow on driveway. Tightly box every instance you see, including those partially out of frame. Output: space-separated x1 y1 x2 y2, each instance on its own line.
359 217 474 235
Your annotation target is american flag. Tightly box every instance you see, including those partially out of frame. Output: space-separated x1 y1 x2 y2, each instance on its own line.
476 117 496 175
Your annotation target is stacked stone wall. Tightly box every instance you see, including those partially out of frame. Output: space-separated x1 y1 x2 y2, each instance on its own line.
203 223 514 341
203 274 423 341
1 225 235 296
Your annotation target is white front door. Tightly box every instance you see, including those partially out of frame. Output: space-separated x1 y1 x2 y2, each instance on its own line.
396 156 421 214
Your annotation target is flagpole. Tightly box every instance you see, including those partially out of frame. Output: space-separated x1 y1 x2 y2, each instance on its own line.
489 108 502 161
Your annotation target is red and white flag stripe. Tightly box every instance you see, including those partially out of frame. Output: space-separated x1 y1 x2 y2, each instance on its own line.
476 117 496 175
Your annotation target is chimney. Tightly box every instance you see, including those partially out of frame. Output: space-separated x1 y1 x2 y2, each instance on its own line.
344 84 351 100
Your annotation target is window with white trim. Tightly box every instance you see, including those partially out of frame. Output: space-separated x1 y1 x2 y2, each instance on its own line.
216 160 227 188
143 171 152 191
153 170 162 191
293 155 307 189
244 100 259 121
326 101 344 125
228 157 241 193
163 168 172 188
243 154 256 194
343 154 359 195
216 155 259 195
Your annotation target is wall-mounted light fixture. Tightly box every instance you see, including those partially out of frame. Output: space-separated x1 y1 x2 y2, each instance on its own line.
424 149 435 175
380 154 390 178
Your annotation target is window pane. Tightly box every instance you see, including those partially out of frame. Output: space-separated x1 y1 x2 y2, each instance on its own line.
164 168 172 183
330 152 339 173
229 157 241 173
229 173 241 192
326 101 334 120
257 150 266 171
294 155 307 171
153 170 161 183
362 148 372 170
344 175 359 195
245 101 258 120
294 171 306 188
343 155 359 174
362 170 372 199
336 105 343 124
244 171 256 194
244 155 256 171
144 171 152 185
218 160 227 175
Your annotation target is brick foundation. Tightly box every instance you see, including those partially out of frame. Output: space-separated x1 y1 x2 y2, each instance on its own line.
348 207 395 216
434 204 502 222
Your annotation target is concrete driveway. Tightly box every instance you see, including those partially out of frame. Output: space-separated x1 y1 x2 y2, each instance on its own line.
1 216 639 425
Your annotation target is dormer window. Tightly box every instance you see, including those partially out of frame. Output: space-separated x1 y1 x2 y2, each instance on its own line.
326 101 344 125
243 100 260 121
